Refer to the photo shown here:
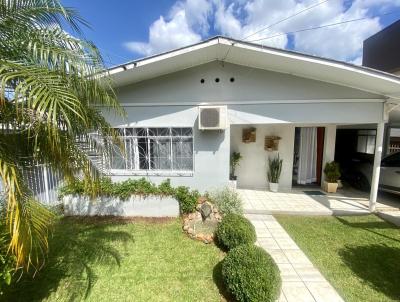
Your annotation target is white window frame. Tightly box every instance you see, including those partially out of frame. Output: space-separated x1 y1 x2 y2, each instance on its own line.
106 127 194 176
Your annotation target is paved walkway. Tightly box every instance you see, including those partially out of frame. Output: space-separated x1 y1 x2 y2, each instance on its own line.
245 214 344 302
239 188 399 216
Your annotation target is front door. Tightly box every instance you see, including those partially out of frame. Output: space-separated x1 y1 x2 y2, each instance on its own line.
293 127 325 186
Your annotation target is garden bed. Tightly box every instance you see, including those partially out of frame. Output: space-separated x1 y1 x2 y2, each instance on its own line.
63 195 180 217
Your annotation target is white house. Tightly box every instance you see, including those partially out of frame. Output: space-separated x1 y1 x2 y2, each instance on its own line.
99 36 400 211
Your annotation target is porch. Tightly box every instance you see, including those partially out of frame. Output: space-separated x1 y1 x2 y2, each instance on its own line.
238 187 400 216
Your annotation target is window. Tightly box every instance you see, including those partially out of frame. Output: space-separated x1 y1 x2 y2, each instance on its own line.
106 127 193 173
357 130 376 154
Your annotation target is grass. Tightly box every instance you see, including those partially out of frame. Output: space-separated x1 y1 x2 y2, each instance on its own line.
275 214 400 302
4 217 225 302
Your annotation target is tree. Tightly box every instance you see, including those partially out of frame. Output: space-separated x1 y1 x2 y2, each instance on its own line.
0 0 123 271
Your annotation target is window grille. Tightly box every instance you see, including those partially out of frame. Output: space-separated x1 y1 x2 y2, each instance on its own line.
106 127 194 173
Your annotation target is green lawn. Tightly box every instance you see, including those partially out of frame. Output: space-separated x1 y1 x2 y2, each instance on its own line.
4 217 225 302
275 214 400 302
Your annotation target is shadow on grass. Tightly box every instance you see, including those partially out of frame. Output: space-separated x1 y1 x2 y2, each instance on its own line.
339 244 400 300
4 217 134 302
335 216 400 243
213 260 236 302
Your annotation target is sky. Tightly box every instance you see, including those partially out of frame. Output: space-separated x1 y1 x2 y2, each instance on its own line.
61 0 400 67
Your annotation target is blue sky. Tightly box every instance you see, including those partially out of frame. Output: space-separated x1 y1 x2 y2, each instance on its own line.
62 0 400 67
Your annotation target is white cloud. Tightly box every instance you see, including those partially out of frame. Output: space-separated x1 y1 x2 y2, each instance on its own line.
124 5 203 56
124 0 400 63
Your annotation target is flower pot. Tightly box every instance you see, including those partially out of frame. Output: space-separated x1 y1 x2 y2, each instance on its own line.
323 181 338 193
269 182 279 192
229 180 237 189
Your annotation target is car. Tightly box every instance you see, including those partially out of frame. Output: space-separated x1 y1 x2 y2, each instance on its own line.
343 152 400 194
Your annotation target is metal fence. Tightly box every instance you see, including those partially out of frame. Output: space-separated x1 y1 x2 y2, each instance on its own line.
0 161 63 206
389 144 400 154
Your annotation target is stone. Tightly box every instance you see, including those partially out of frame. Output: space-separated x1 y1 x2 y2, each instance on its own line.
200 203 212 220
188 228 194 235
215 213 222 221
213 207 219 213
183 225 189 231
197 233 205 241
197 196 207 204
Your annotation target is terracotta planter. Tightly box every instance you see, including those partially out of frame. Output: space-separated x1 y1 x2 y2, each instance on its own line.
269 182 279 192
323 181 338 193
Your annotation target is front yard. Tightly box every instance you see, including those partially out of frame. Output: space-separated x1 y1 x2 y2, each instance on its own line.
276 214 400 302
4 217 225 302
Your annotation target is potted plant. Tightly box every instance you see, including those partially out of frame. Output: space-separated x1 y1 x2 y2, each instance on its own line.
267 154 283 192
230 152 242 189
323 161 341 193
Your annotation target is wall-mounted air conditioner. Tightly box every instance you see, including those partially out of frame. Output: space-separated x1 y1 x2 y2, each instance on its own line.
198 105 228 130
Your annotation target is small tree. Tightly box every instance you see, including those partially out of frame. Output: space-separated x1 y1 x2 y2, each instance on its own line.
230 152 242 180
324 162 341 183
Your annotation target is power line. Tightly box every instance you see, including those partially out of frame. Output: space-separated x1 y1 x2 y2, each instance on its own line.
221 0 329 62
243 0 329 41
248 10 400 43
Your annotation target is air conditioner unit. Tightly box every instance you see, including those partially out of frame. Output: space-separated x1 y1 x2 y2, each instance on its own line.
198 106 228 130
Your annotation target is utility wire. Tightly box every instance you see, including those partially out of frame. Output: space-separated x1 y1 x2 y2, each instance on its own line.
248 10 400 43
243 0 329 41
221 0 329 62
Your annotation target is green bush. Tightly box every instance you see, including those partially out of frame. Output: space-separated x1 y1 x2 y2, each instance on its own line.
0 222 16 295
215 214 256 250
174 186 200 214
208 187 243 215
222 245 281 302
59 177 200 215
324 161 341 182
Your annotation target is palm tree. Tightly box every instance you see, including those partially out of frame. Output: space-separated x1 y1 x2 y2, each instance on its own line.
0 0 123 271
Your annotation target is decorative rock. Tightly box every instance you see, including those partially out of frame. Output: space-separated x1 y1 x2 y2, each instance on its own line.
197 233 205 241
197 196 207 204
200 203 212 220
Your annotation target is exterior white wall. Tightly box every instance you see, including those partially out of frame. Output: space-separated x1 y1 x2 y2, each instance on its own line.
102 106 230 192
101 61 387 192
230 124 295 189
115 62 381 104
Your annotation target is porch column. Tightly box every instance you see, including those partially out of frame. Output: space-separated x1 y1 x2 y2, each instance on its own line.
369 122 385 212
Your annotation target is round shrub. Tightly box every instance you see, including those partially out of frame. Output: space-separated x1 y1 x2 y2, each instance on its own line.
222 244 281 302
215 214 256 250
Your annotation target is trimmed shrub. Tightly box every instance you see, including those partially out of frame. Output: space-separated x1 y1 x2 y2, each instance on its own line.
215 214 256 250
222 244 281 302
208 187 243 215
174 186 200 214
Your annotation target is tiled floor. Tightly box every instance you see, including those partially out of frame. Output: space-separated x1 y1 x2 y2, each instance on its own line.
245 214 345 302
239 187 400 216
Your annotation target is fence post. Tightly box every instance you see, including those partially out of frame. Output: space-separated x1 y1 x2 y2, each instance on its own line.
43 164 50 204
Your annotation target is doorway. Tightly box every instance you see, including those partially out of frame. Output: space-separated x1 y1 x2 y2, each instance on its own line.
293 127 325 186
